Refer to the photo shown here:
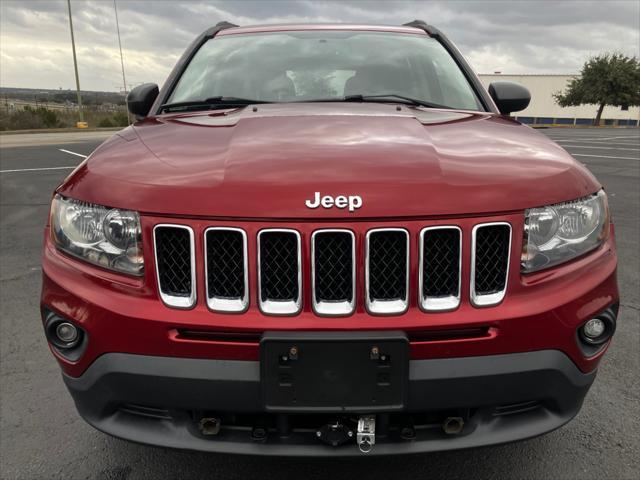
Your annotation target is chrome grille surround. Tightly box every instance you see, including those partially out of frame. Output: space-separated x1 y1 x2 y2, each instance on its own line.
419 226 462 312
365 228 410 315
153 224 196 309
152 220 514 314
311 229 356 316
257 229 302 316
471 222 512 307
204 227 249 313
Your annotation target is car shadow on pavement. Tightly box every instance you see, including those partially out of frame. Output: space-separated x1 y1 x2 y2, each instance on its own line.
96 433 559 480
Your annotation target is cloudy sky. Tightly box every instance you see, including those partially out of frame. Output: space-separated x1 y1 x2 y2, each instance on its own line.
1 0 638 92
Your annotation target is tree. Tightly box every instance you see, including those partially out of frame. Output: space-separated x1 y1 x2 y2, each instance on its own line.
554 53 640 125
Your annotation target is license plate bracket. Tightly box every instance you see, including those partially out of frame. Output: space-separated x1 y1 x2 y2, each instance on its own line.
261 331 409 413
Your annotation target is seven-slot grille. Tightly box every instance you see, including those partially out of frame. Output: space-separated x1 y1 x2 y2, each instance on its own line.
153 222 511 314
153 225 195 308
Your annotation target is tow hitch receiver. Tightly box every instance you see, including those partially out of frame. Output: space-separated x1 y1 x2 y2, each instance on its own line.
316 421 354 447
357 415 376 453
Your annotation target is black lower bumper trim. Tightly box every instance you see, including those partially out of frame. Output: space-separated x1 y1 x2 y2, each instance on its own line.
63 350 595 456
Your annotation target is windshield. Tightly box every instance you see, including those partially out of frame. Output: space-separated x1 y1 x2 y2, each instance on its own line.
168 31 483 111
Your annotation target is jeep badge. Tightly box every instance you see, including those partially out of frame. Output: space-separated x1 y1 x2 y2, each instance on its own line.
305 192 363 212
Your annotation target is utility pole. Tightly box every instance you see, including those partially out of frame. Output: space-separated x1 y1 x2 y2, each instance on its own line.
113 0 131 123
67 0 84 123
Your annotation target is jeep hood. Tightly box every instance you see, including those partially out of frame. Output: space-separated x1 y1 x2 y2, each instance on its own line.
58 103 600 219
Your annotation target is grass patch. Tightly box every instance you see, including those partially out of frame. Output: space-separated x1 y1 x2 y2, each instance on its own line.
0 106 130 131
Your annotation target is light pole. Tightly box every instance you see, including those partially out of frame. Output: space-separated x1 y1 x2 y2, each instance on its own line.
66 0 84 124
113 0 131 123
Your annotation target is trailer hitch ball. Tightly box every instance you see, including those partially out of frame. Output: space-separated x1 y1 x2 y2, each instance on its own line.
358 435 373 453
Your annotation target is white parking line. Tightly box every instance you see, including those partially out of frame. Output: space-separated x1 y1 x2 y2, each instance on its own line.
591 135 639 140
0 166 76 173
59 149 88 158
561 144 640 151
572 153 639 160
549 135 640 139
554 140 640 146
546 134 640 140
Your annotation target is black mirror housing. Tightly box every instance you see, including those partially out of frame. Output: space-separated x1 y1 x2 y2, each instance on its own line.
126 83 159 119
488 82 531 115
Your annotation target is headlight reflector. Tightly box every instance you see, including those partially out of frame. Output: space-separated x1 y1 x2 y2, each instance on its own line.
522 190 609 273
103 209 141 250
527 207 559 246
51 195 143 275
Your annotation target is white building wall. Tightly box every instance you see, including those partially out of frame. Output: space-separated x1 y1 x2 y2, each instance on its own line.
478 74 640 123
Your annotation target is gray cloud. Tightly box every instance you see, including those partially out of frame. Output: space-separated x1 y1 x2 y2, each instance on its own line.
0 0 638 91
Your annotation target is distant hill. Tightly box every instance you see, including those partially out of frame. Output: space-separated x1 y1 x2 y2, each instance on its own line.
0 87 126 106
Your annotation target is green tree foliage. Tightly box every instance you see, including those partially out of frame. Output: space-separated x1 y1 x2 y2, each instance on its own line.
554 53 640 125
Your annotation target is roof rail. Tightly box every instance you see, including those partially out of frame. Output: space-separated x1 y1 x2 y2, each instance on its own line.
199 21 238 39
208 21 239 36
216 21 238 27
403 20 440 37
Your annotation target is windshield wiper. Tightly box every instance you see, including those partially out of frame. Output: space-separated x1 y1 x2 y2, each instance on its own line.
160 96 271 113
342 94 449 109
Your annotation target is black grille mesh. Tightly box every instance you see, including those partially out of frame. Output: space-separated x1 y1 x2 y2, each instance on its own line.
474 225 510 295
368 231 407 301
259 231 299 302
314 232 353 302
422 229 460 298
155 227 192 297
206 230 245 299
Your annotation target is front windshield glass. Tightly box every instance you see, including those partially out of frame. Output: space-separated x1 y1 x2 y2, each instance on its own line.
168 30 483 111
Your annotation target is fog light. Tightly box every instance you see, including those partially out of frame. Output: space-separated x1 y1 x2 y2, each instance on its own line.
55 322 79 345
576 306 617 356
579 315 612 346
43 310 87 360
583 318 606 339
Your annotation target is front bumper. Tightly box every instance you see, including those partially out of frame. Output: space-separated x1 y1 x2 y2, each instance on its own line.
64 349 594 456
43 214 618 454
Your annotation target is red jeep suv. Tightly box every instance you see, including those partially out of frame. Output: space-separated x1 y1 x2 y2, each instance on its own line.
41 21 619 455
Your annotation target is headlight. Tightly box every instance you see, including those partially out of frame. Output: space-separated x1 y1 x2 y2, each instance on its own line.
521 190 609 273
51 195 144 275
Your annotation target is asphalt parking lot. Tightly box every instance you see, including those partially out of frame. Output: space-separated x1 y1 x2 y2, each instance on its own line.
0 127 638 479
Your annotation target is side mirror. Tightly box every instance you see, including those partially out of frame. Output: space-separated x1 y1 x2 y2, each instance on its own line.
488 81 531 115
126 83 159 120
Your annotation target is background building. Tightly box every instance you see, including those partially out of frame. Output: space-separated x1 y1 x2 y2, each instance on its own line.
479 74 639 126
